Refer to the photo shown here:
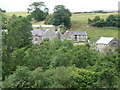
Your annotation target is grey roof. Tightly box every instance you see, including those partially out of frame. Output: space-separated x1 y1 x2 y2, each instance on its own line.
70 31 87 35
96 37 114 44
31 29 46 36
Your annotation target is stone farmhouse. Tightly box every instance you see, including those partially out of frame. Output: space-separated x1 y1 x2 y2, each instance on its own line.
31 25 88 44
96 37 119 54
31 25 64 44
64 31 88 42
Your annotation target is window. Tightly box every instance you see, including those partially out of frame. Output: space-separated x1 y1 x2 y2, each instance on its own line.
75 35 77 40
113 42 116 44
112 41 118 45
35 38 38 41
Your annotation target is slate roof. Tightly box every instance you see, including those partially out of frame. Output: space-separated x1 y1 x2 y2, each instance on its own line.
31 29 46 36
96 37 114 44
70 31 87 35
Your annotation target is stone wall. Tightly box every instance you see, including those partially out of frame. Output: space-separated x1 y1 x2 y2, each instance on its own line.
32 36 42 44
42 30 57 41
96 39 119 53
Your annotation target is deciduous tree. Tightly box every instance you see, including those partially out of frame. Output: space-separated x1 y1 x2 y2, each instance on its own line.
27 2 49 21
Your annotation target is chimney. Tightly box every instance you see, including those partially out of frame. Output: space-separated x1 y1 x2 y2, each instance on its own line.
58 28 60 32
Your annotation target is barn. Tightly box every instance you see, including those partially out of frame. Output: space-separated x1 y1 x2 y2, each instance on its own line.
96 37 119 54
64 31 88 42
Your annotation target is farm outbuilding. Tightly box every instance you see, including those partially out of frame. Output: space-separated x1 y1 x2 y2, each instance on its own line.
64 31 88 42
96 37 119 54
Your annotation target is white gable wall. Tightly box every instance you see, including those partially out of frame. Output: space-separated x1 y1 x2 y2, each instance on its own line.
96 37 119 53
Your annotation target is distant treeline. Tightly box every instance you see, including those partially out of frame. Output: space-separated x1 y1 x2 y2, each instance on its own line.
88 15 119 27
73 10 117 14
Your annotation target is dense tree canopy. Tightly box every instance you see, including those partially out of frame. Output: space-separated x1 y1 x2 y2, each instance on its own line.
27 2 49 21
3 38 119 88
45 5 72 29
88 15 119 27
4 15 32 50
3 66 98 88
2 15 32 80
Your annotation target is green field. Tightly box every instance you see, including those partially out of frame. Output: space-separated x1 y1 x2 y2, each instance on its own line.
71 13 118 42
6 12 28 17
6 12 118 42
6 12 45 24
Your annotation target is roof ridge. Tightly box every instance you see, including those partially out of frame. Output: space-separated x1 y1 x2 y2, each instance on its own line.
96 37 115 44
101 37 114 38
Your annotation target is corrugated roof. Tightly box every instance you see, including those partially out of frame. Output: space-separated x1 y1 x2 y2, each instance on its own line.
32 25 40 27
32 25 54 28
96 37 114 44
41 25 54 27
70 31 87 35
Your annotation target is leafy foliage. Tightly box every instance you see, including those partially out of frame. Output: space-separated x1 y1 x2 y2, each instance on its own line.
2 15 32 80
4 15 32 50
3 66 32 88
44 14 53 25
44 5 72 29
3 66 97 88
88 15 118 27
27 2 49 21
3 38 119 88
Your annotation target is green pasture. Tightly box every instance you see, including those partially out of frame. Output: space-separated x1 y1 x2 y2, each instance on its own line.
6 12 28 17
71 12 118 42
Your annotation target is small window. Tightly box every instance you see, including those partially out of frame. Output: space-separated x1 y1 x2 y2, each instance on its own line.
75 35 77 40
35 38 38 41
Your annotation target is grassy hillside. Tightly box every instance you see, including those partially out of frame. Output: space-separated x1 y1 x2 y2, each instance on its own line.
71 12 118 42
6 12 118 42
6 12 44 24
6 12 28 17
